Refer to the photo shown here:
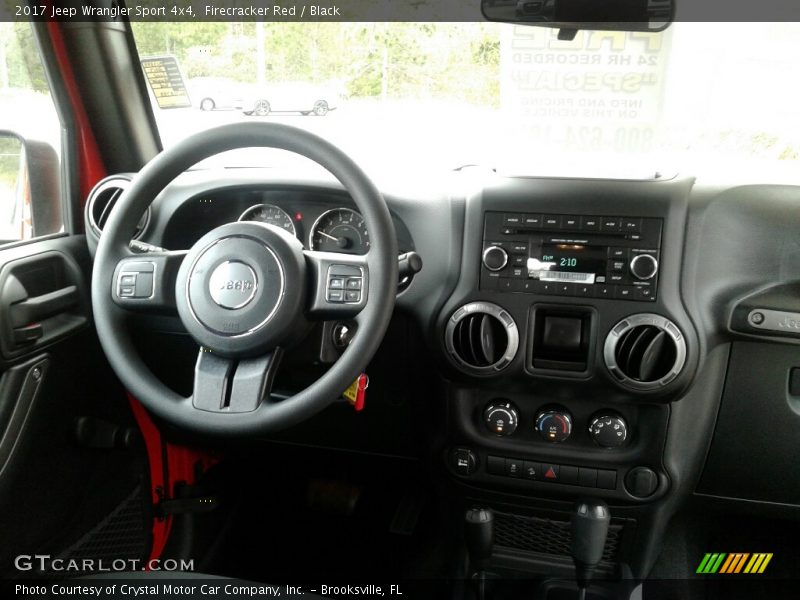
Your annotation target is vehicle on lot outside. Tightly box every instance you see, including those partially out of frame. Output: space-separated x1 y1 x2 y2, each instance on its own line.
240 81 340 117
187 76 247 111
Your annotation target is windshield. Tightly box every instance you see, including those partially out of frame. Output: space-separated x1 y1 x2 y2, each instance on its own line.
131 22 800 177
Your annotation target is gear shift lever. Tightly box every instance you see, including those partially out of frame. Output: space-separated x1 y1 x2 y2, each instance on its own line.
571 499 610 600
465 508 494 600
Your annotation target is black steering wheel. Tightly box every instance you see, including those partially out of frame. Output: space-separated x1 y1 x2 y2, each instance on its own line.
91 123 398 435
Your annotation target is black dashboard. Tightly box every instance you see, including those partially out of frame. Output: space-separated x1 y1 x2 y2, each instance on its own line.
84 165 800 579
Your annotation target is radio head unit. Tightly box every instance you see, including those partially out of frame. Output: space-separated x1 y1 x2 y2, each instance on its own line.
481 212 663 302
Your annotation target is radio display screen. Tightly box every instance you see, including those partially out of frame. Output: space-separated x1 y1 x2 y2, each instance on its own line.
528 244 607 283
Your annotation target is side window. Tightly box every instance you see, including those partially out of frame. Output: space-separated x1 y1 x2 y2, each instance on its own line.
0 22 63 245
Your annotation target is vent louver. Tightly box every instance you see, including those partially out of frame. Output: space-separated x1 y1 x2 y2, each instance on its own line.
445 302 519 374
86 176 148 239
604 314 686 390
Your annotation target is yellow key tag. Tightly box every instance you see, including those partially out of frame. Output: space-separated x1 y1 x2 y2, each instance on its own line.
343 374 368 411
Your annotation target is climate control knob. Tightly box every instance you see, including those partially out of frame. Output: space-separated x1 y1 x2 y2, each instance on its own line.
589 414 628 448
482 246 508 272
535 409 572 443
629 254 658 280
484 401 519 436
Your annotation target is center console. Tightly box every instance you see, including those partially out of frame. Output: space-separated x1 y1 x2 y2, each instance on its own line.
434 175 698 579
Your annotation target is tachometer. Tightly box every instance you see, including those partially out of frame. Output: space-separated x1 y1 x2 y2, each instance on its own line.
238 204 296 237
309 208 370 255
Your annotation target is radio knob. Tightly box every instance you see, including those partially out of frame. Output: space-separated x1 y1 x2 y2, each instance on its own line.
630 254 658 280
482 246 508 272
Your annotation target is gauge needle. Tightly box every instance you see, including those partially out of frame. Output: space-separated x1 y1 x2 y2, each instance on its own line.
318 231 339 242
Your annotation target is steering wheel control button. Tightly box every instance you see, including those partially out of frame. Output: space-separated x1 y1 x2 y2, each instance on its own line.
589 414 629 448
625 467 659 498
535 409 573 443
326 265 366 305
208 261 258 309
116 261 155 299
484 401 519 436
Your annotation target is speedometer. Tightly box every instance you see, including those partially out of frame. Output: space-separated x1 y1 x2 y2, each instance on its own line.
309 208 370 255
238 204 296 237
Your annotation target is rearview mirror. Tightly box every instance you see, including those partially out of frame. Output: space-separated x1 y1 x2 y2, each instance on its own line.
0 131 62 244
481 0 673 33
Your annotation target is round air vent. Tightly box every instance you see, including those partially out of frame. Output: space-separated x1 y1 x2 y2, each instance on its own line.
445 302 519 374
86 175 148 239
603 314 686 390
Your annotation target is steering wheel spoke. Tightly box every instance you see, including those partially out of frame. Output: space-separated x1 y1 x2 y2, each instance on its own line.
192 348 283 413
112 250 187 313
304 250 368 320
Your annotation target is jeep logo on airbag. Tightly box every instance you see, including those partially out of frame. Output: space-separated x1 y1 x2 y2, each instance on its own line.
208 261 258 309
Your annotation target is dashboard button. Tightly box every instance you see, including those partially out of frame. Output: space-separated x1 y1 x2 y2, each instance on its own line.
520 280 537 293
510 242 529 253
523 461 541 480
506 458 524 478
608 273 626 283
498 278 515 291
608 259 626 273
609 247 628 259
487 456 505 475
522 214 542 227
510 266 526 278
538 281 558 295
560 465 579 485
597 470 617 490
575 284 593 296
512 255 527 267
541 463 560 482
503 214 523 226
578 467 598 487
580 216 601 231
452 448 477 476
601 217 622 231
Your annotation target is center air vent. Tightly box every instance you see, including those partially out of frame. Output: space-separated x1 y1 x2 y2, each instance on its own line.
604 314 686 390
445 302 519 374
86 175 148 239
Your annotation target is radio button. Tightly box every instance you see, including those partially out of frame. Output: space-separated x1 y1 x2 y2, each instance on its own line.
557 282 576 296
510 267 526 278
538 281 558 295
521 280 537 293
615 286 635 300
522 214 543 227
498 278 515 291
608 259 626 273
512 255 527 267
580 216 601 231
635 286 656 301
608 273 626 283
622 217 642 233
511 242 529 253
594 285 614 299
562 215 580 229
543 215 561 228
601 217 622 231
503 214 523 226
609 247 628 259
575 284 593 296
630 254 659 280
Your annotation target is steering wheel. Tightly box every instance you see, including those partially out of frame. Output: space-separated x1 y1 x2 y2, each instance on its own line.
91 123 398 435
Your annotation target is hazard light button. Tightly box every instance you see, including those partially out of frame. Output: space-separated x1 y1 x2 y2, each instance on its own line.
541 463 560 482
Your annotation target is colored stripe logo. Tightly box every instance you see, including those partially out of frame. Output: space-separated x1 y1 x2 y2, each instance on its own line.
696 553 773 574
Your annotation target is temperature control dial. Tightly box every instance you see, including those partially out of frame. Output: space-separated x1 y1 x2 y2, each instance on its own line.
484 401 519 436
589 414 628 448
535 409 572 443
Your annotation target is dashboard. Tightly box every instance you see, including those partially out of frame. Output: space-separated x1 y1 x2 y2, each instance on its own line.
84 165 800 579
